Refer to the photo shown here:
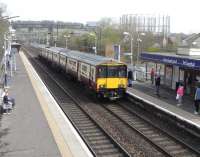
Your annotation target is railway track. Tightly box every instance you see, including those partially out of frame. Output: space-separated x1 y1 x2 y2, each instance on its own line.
23 47 131 157
101 103 200 157
23 46 200 157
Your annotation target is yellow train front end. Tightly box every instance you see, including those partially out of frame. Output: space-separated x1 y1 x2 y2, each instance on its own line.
96 62 127 100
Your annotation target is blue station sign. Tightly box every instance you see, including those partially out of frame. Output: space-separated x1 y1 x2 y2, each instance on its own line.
140 53 200 69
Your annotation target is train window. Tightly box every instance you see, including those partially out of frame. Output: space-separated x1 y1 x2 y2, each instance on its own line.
81 64 87 73
107 66 127 78
118 66 127 77
91 68 94 80
91 67 96 81
98 66 107 78
60 55 66 65
107 67 118 77
68 59 77 71
69 60 76 67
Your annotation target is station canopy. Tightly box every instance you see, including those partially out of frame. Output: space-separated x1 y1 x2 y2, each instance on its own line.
140 52 200 69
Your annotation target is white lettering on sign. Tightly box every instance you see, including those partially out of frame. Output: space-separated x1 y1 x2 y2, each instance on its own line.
182 61 195 67
163 58 177 64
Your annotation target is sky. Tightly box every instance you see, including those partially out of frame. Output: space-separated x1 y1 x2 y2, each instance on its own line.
2 0 200 33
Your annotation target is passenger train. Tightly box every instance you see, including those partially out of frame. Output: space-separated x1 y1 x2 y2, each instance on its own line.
37 45 128 99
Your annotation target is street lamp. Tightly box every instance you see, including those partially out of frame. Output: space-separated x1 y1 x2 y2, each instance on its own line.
136 32 145 64
54 36 57 47
89 33 97 55
46 32 54 47
3 16 19 87
123 32 134 65
94 37 97 55
64 35 70 49
3 34 8 87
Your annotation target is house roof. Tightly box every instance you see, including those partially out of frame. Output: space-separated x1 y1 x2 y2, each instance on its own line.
181 33 200 47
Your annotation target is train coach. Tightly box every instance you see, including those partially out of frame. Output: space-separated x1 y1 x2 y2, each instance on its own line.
39 46 128 100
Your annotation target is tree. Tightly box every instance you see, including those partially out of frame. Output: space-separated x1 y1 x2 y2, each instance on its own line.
98 18 113 29
96 18 121 54
56 30 70 47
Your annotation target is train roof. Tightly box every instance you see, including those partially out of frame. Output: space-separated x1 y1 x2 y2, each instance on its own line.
47 47 126 66
31 43 46 49
46 47 63 53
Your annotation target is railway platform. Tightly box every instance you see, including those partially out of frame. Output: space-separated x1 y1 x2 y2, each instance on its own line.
0 51 93 157
127 81 200 130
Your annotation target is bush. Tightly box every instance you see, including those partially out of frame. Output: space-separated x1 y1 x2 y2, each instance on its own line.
147 47 161 52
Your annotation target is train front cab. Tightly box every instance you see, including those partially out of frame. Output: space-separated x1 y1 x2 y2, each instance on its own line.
96 63 127 99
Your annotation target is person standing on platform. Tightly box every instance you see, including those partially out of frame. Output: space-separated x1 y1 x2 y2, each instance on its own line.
128 70 133 87
194 85 200 114
155 74 161 96
3 90 9 114
176 83 184 106
150 68 155 84
186 74 192 94
4 71 8 87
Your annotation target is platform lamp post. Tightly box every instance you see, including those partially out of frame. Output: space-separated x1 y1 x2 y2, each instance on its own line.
94 36 97 55
11 29 19 76
3 34 8 87
89 33 97 55
136 32 146 65
123 32 134 66
10 29 16 77
2 16 19 88
64 35 70 49
52 35 57 47
46 32 51 47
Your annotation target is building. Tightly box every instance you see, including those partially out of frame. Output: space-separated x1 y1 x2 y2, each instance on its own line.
86 21 97 28
140 33 200 96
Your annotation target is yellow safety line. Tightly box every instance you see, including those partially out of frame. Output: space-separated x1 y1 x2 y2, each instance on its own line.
19 51 74 157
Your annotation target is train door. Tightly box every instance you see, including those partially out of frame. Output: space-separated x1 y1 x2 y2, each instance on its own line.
56 53 59 66
47 51 50 61
50 51 52 61
58 53 61 67
64 56 67 73
52 53 55 65
45 49 47 59
59 54 65 71
66 58 69 73
78 62 81 81
97 65 107 88
106 65 108 88
90 66 96 88
46 50 49 61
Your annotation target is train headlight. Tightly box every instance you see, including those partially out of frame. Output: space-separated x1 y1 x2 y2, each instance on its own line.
99 84 106 88
118 84 125 88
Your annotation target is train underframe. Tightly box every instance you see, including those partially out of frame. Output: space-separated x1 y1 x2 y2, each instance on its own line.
97 88 126 100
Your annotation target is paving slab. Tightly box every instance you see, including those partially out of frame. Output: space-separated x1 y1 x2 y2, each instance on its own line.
0 52 62 157
127 81 200 129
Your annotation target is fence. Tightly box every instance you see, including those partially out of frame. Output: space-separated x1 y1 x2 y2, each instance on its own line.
132 66 164 84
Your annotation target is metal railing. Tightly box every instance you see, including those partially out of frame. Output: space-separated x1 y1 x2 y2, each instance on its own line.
131 66 164 83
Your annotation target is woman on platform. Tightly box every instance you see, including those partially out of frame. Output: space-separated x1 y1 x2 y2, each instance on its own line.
176 83 184 106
